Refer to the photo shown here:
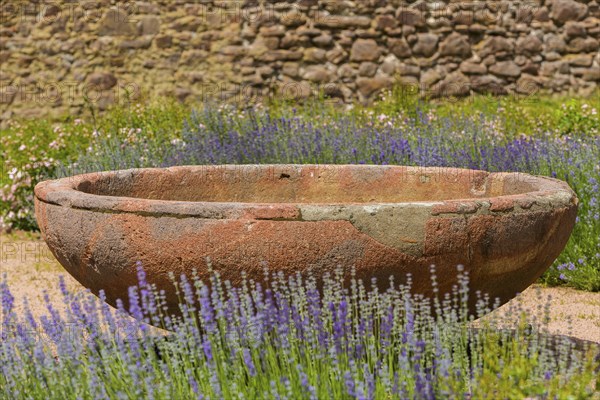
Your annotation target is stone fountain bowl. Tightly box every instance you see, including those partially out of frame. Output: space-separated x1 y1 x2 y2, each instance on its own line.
34 165 577 317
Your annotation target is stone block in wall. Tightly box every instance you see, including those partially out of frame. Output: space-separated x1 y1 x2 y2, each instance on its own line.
138 16 161 36
280 10 308 27
478 36 514 58
388 38 411 58
170 16 204 33
98 8 137 36
460 60 487 75
313 34 334 48
439 33 472 58
355 29 381 40
179 50 208 66
420 68 442 87
280 34 301 49
397 63 421 77
471 75 508 95
544 34 567 53
516 74 543 95
412 33 439 57
534 7 551 22
581 68 600 81
375 15 397 31
258 50 303 62
565 21 588 38
521 61 540 75
516 35 543 56
350 39 381 62
282 63 300 78
304 48 327 63
86 72 117 90
358 62 378 77
326 48 347 64
550 0 589 24
396 9 425 27
432 71 471 98
119 37 153 50
260 26 286 38
567 54 594 67
337 64 356 80
380 55 401 76
489 61 522 78
155 35 173 48
302 66 333 83
567 37 599 52
314 15 372 29
540 60 570 76
356 76 394 99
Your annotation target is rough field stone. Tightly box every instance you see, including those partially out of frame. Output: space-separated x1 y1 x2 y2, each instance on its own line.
97 8 136 36
350 39 381 62
86 72 117 90
439 33 472 58
489 61 522 77
550 0 588 24
516 35 543 56
412 33 439 57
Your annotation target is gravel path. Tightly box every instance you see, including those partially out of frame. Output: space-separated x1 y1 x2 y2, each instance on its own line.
1 232 599 343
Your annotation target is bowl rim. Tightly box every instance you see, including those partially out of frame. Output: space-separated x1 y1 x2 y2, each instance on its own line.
34 165 578 220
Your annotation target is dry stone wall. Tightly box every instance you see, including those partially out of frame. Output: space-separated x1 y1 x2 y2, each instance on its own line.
1 0 599 119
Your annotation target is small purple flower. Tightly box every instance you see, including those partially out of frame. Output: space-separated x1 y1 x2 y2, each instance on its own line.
187 370 199 394
344 371 355 397
559 273 567 281
243 347 256 377
568 262 577 271
199 284 216 333
202 339 213 363
1 279 15 315
136 261 147 287
128 286 143 321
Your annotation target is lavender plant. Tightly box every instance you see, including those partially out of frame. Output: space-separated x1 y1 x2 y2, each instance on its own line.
1 266 598 399
2 97 598 289
158 107 600 290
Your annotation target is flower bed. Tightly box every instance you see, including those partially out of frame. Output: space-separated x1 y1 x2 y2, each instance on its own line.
1 94 598 290
1 266 598 399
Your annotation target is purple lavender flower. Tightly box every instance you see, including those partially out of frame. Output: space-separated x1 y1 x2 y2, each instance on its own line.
128 286 144 321
568 262 577 271
1 278 15 315
242 347 256 377
198 284 216 333
344 370 355 397
202 338 213 364
363 364 375 400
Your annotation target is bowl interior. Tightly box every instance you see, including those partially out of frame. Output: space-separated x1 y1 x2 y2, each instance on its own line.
74 166 538 204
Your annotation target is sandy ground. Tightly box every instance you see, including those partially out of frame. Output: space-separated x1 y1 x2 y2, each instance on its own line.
1 232 599 344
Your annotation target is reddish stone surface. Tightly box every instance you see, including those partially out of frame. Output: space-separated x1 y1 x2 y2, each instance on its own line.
34 165 578 320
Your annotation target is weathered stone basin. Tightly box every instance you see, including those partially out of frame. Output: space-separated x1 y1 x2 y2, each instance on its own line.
34 165 577 316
